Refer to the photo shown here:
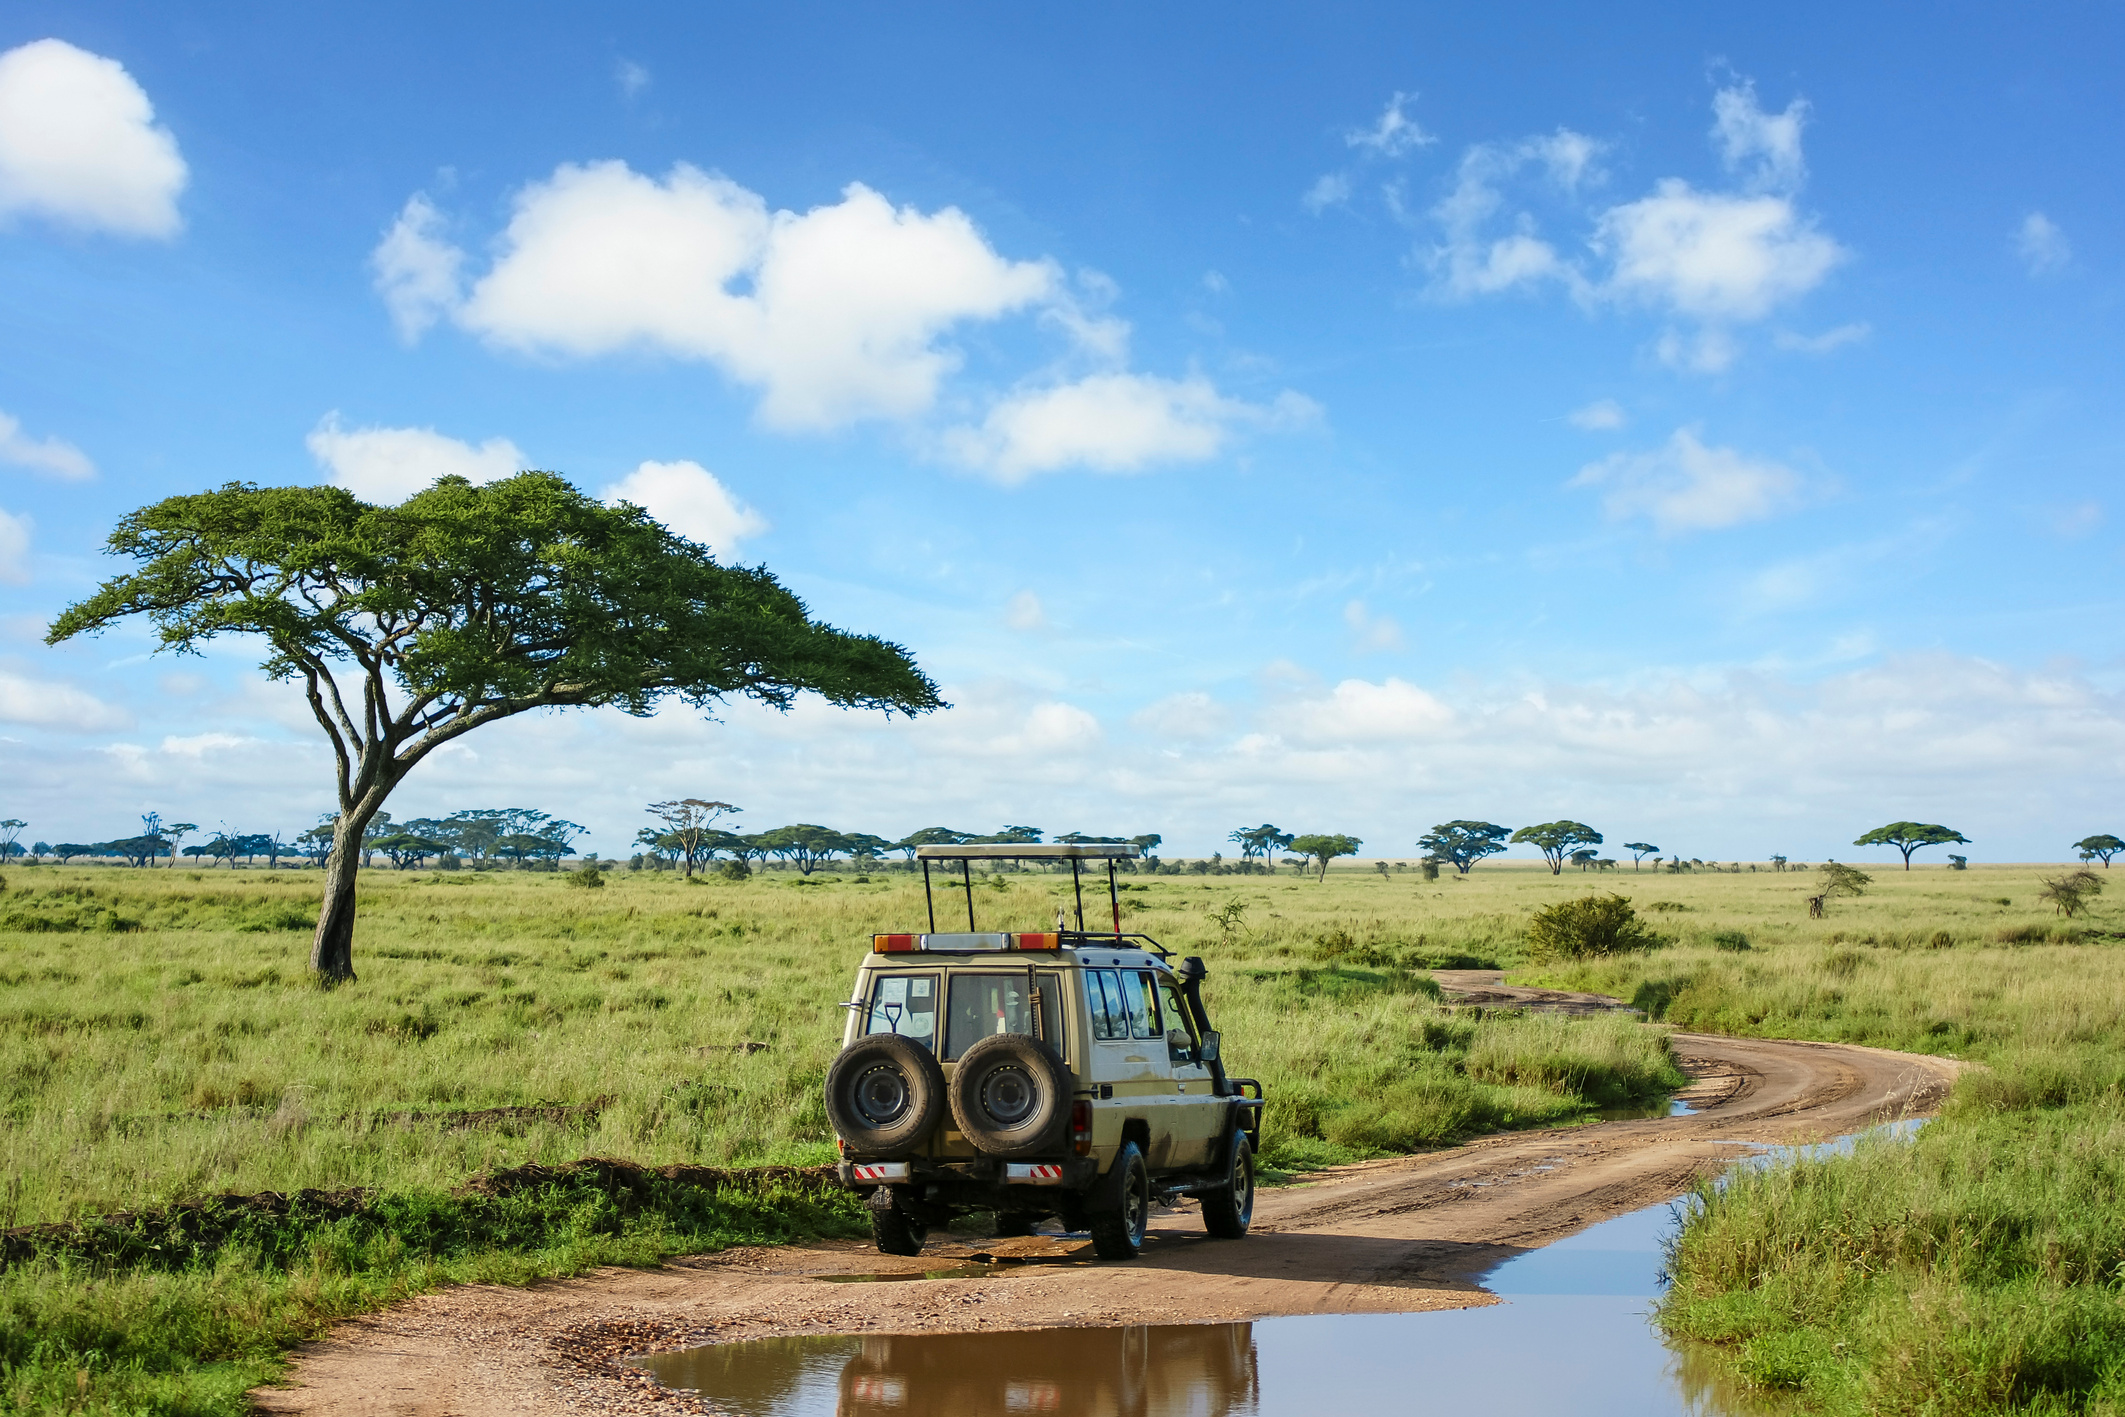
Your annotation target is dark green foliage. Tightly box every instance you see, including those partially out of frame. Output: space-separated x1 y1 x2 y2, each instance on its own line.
1416 821 1510 874
1853 821 1970 869
1509 820 1603 875
1523 894 1661 962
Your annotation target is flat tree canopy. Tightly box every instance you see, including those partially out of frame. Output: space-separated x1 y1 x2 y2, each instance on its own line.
2073 834 2123 867
1418 821 1510 875
1511 820 1603 875
48 474 942 979
1288 832 1361 881
1853 821 1969 870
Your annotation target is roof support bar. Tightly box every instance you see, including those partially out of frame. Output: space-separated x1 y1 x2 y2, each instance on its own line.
1071 858 1085 932
1108 859 1121 938
962 858 976 931
922 858 936 932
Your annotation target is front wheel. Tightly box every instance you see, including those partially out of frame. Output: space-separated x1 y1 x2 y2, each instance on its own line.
1201 1132 1255 1239
1090 1142 1151 1260
871 1196 928 1256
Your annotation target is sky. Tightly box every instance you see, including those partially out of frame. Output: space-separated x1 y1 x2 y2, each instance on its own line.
1 2 2120 866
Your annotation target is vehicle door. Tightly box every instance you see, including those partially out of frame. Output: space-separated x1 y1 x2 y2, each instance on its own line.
1155 975 1221 1167
1084 966 1171 1161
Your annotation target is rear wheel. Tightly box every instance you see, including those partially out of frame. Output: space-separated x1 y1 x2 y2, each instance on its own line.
1090 1143 1151 1260
1201 1132 1255 1239
871 1200 929 1256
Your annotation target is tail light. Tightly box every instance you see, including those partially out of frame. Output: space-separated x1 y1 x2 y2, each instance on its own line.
872 934 918 952
1012 932 1060 950
1071 1099 1093 1157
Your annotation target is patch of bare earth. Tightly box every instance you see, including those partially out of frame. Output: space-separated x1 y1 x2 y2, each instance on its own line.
249 992 1960 1416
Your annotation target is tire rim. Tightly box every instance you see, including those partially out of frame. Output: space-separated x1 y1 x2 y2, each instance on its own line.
1125 1167 1148 1242
979 1065 1037 1127
853 1064 910 1125
1233 1147 1255 1223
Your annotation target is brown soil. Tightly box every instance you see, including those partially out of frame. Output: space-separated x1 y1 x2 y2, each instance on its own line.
249 1012 1960 1417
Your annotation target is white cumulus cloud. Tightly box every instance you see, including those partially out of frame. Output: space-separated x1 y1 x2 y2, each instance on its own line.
0 507 30 584
1286 677 1454 745
1569 399 1627 431
1711 80 1809 191
1004 590 1049 634
0 410 93 478
371 194 464 342
1592 180 1844 323
307 415 525 503
387 164 1056 431
944 374 1317 484
1343 599 1406 653
0 39 186 237
0 670 130 730
1347 92 1435 157
2016 212 2070 276
1571 427 1806 534
601 459 766 558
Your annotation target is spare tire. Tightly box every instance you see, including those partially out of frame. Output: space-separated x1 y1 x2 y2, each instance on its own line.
948 1033 1072 1159
825 1034 945 1156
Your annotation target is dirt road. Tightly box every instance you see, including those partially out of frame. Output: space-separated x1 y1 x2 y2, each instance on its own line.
252 1012 1959 1416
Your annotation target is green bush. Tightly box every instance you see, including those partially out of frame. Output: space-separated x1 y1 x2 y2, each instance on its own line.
1524 894 1660 962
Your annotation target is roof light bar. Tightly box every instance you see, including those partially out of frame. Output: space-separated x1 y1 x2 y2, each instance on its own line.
870 932 1069 954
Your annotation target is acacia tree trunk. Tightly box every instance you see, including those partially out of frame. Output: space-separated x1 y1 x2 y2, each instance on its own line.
311 800 386 983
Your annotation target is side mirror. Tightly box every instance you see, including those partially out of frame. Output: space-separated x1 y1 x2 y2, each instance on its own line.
1198 1031 1221 1065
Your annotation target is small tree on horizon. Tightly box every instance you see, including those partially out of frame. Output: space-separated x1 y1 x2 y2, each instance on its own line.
645 799 739 878
47 474 941 980
1623 841 1660 870
1511 820 1603 875
2073 834 2123 868
1853 821 1970 870
1289 833 1361 881
2038 869 2104 917
1418 821 1510 875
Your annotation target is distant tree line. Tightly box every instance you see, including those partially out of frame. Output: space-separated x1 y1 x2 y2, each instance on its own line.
628 810 1166 878
3 807 587 871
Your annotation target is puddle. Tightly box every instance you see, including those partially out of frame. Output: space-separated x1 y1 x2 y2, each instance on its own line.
639 1124 1919 1415
1593 1096 1697 1121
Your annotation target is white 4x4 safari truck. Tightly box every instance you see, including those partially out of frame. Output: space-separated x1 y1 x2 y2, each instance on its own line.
824 844 1264 1260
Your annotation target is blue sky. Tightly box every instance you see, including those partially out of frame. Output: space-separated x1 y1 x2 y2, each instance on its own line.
1 2 2120 865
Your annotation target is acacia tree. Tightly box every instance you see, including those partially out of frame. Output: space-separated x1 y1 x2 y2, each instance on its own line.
646 799 739 877
1418 821 1510 875
1289 832 1361 882
1853 821 1969 870
48 474 941 980
2073 834 2123 868
1623 841 1660 870
1511 821 1603 875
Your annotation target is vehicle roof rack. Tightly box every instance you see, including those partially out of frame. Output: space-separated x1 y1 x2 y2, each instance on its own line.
912 843 1141 936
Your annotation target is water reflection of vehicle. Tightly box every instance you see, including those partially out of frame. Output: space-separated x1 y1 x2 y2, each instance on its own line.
835 1323 1259 1417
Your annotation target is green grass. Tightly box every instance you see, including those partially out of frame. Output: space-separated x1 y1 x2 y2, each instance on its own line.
0 859 1689 1414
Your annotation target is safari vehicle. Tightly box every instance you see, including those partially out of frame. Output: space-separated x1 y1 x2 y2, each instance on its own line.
823 844 1265 1260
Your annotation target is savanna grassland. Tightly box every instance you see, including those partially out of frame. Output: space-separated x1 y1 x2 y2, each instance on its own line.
1 855 2118 1414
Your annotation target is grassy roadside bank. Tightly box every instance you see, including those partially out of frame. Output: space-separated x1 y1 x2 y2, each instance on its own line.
2 863 1687 1415
1515 876 2125 1416
1 1162 863 1414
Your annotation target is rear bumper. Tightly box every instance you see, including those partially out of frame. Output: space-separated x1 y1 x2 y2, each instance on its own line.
838 1154 1100 1201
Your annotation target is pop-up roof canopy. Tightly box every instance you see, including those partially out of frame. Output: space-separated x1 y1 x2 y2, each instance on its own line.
912 842 1140 933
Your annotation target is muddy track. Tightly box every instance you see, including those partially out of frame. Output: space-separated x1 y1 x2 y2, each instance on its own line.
251 1010 1960 1416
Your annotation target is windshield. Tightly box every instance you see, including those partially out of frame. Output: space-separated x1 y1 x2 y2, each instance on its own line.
864 973 938 1049
943 972 1063 1060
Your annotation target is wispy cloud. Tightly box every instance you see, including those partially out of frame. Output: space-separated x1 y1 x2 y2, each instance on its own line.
2016 212 2070 276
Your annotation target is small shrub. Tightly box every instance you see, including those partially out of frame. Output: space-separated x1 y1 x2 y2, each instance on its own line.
1524 894 1660 962
566 864 605 890
1644 901 1689 912
2038 869 2103 918
718 860 752 882
1707 929 1750 952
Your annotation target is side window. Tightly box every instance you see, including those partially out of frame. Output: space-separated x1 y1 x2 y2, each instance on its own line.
866 973 937 1050
944 973 1063 1060
1125 971 1162 1039
1158 981 1199 1066
1089 969 1130 1041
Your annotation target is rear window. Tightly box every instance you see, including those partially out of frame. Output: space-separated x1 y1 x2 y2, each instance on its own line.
943 972 1063 1060
864 973 937 1050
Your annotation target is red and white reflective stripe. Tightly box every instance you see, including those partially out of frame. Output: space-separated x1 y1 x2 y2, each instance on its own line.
850 1162 910 1183
1004 1162 1064 1182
